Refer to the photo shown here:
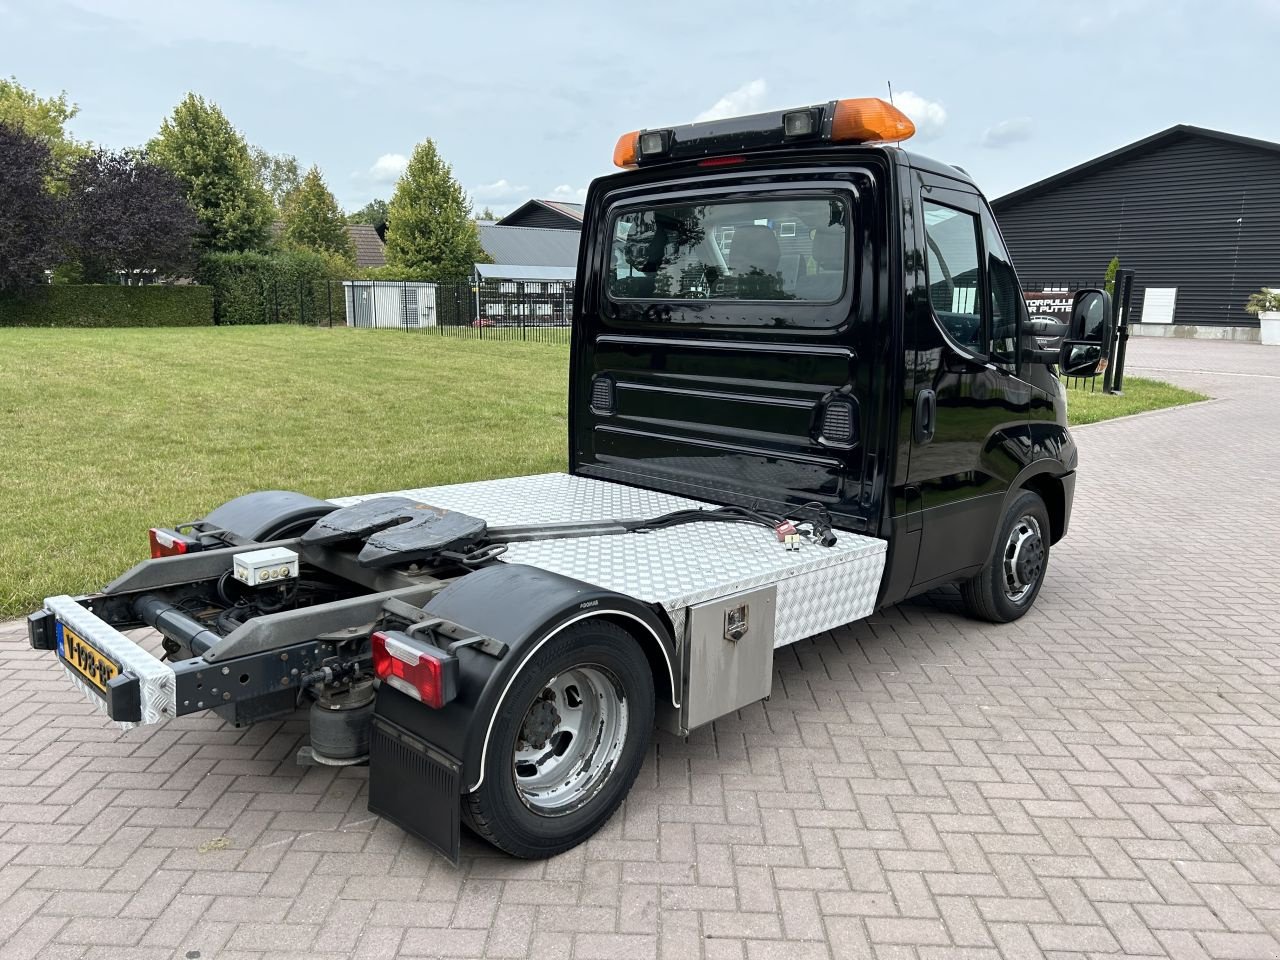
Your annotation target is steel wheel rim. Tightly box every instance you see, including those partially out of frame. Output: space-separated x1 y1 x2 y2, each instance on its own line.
512 665 628 816
1002 515 1044 603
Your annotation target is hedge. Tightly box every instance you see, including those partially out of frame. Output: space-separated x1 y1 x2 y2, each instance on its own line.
198 249 351 326
0 284 214 328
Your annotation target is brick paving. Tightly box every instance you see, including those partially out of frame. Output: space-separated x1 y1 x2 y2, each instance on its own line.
1 336 1278 959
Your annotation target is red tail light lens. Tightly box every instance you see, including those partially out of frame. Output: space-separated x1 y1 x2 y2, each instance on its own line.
148 527 203 559
698 155 746 167
371 630 459 709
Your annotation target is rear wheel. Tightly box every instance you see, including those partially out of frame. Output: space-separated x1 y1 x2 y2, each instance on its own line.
463 620 654 858
960 489 1051 623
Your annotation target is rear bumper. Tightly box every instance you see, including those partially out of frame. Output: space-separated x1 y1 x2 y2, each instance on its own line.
36 595 176 726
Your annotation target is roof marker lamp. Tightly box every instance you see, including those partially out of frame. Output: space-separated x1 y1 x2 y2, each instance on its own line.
830 98 916 143
782 109 818 138
639 130 670 159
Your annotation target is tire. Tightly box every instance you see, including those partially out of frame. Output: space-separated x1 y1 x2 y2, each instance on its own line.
463 620 654 859
960 489 1051 623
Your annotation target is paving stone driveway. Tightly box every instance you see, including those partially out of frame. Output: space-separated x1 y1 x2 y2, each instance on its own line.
1 337 1278 960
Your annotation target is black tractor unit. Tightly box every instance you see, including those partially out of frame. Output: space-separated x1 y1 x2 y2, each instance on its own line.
28 97 1112 862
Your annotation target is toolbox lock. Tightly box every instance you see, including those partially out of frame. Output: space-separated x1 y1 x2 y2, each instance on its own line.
724 603 750 642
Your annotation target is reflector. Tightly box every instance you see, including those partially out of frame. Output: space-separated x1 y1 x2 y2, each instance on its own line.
830 98 915 144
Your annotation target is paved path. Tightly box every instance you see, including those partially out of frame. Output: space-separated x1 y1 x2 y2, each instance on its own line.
1 337 1277 960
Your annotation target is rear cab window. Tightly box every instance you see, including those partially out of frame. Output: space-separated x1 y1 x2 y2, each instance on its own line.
603 191 859 328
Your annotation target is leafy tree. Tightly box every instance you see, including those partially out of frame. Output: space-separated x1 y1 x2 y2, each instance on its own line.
251 146 302 212
148 94 273 253
0 76 86 170
384 139 489 280
63 148 198 283
348 198 389 239
477 206 497 221
0 122 61 292
281 165 355 260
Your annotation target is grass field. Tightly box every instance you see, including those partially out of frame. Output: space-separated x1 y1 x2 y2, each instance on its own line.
0 326 1205 617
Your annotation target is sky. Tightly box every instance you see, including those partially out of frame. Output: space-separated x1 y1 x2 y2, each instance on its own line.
4 0 1279 215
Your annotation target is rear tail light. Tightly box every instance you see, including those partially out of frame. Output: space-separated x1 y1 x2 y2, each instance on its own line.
148 527 204 559
371 630 459 709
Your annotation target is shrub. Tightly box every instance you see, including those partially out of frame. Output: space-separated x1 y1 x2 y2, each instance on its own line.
1104 256 1120 297
1244 287 1280 315
198 249 352 325
0 284 213 328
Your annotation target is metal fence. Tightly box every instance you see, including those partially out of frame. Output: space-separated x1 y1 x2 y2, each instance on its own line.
214 277 574 344
1020 277 1136 393
338 279 573 344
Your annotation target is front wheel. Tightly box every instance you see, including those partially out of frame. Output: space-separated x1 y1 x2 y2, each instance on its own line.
463 620 654 858
960 489 1051 623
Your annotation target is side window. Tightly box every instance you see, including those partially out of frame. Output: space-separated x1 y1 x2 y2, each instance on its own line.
982 208 1023 367
922 200 984 351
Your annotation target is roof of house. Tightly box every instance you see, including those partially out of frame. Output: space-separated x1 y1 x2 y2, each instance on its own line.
268 220 386 268
477 224 580 268
475 263 578 282
347 223 386 269
496 199 585 229
993 125 1280 210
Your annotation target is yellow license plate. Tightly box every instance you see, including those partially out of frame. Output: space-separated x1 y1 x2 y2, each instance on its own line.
59 624 119 694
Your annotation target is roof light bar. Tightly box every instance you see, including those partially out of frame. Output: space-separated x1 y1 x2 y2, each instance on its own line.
612 97 916 168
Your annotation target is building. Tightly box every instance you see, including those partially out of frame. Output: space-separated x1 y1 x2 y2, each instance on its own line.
347 223 386 269
269 221 387 269
496 199 584 231
477 223 580 271
992 126 1280 340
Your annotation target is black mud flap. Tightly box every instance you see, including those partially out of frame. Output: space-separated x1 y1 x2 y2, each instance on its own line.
368 715 463 864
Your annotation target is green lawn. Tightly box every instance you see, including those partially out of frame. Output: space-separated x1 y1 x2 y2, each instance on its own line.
0 327 568 617
0 327 1205 617
1064 376 1207 425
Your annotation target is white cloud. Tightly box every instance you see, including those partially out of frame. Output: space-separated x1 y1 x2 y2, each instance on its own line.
696 79 769 122
982 117 1033 148
548 184 588 203
368 153 408 184
471 178 531 201
892 91 947 140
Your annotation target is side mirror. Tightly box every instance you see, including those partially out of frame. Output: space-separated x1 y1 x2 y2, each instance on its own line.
1058 288 1113 378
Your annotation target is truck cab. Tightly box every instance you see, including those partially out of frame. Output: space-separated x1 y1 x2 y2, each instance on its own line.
27 97 1111 864
573 100 1100 618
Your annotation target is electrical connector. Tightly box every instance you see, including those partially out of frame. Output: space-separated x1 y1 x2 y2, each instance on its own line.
784 533 802 551
774 521 797 542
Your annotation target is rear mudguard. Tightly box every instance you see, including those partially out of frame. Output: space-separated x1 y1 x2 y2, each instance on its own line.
203 490 337 542
372 563 677 793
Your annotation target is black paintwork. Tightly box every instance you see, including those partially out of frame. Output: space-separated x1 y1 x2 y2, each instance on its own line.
570 137 1077 609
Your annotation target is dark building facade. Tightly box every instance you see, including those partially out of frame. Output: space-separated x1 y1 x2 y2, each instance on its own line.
992 126 1280 334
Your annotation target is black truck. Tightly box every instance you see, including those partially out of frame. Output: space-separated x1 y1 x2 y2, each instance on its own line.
27 97 1112 863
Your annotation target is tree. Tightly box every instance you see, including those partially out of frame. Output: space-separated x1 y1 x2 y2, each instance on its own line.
384 139 489 280
348 198 389 239
281 165 355 260
148 94 273 253
63 148 198 283
0 123 61 292
477 206 497 221
0 76 85 170
251 146 302 212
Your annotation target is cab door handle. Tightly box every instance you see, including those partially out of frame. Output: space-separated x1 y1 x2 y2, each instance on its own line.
914 389 936 444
